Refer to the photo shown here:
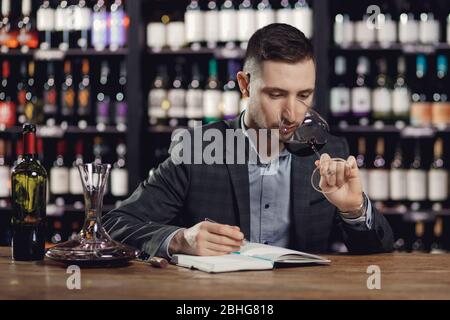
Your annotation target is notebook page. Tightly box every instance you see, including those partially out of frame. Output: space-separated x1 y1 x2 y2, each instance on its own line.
172 254 273 273
239 242 329 262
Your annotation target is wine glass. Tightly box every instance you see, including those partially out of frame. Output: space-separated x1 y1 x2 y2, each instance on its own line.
278 108 350 194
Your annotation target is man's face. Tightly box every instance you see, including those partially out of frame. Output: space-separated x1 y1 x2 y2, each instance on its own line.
247 59 316 142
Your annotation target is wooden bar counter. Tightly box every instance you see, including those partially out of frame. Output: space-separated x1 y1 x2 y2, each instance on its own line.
1 247 450 300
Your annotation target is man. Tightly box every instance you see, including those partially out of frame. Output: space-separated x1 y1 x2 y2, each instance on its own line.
103 23 393 259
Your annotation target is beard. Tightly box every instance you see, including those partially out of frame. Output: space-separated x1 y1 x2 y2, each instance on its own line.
248 107 296 144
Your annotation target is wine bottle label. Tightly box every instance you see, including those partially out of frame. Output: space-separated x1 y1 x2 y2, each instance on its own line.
292 8 313 38
0 101 16 127
96 101 110 124
203 90 222 118
17 89 26 114
419 20 440 44
50 167 70 195
368 169 389 201
24 102 35 123
219 10 238 42
147 23 166 49
372 88 392 114
114 101 127 124
148 89 167 118
399 20 419 43
37 8 55 31
61 89 75 116
256 10 275 30
377 20 397 45
410 102 432 126
186 89 204 119
355 20 376 45
359 168 370 195
167 89 186 118
407 169 427 201
222 91 240 119
330 87 351 116
237 9 256 42
392 87 410 115
55 6 70 31
110 9 126 48
111 168 128 197
204 10 219 43
166 22 185 50
428 169 448 201
390 169 407 200
0 166 10 197
69 166 83 195
92 11 109 49
185 10 204 43
43 89 57 115
351 87 371 115
276 9 292 25
334 19 355 45
333 19 344 45
77 88 91 116
73 6 91 30
432 102 450 126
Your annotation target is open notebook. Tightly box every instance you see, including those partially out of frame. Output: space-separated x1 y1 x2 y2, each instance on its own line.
171 242 331 273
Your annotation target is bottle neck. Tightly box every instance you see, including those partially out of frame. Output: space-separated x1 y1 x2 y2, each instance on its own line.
23 131 37 157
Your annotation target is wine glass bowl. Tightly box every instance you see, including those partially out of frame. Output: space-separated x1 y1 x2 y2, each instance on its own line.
280 109 330 156
280 109 349 194
311 158 350 194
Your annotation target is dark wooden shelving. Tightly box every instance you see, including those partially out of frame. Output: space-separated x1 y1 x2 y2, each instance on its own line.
332 125 450 138
381 208 450 223
331 43 450 54
147 125 188 134
0 125 126 137
0 48 128 60
148 46 246 59
0 204 117 214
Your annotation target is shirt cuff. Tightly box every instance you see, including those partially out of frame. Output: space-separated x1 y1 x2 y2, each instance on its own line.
155 228 184 259
340 198 373 230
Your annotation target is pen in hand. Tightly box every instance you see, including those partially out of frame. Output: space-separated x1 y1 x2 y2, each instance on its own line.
204 218 248 246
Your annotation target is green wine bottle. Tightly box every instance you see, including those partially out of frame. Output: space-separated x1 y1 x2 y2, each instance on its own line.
11 123 47 261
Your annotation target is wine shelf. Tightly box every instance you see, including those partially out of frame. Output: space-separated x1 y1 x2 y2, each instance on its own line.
332 43 450 54
0 204 117 215
332 125 450 137
0 48 129 60
148 47 246 59
148 125 188 134
0 125 127 137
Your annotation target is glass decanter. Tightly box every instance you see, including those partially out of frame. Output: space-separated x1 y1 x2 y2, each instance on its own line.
46 163 137 266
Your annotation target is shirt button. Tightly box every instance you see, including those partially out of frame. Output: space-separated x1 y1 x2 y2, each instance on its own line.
264 204 270 209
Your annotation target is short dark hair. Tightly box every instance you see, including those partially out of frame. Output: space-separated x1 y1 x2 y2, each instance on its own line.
244 23 314 73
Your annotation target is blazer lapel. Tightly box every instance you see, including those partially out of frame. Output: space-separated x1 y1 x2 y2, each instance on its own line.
226 163 251 238
224 114 251 238
290 154 315 250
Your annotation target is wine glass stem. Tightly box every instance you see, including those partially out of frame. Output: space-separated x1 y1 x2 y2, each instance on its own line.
310 143 322 160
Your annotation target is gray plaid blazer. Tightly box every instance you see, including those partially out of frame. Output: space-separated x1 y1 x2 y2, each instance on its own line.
103 115 394 257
